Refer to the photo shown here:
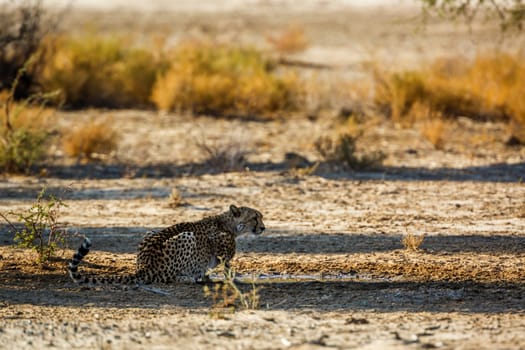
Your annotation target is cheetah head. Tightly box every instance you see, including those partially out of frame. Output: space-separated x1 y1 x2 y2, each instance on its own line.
229 204 265 236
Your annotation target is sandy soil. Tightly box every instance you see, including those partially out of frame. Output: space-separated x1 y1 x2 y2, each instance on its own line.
1 2 525 350
1 110 524 349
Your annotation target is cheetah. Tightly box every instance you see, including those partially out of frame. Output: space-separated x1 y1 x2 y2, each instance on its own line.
68 205 265 286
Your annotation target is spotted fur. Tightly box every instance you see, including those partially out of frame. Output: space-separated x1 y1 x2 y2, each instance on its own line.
67 205 265 286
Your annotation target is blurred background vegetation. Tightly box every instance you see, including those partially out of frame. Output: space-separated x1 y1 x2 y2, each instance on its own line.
1 0 524 174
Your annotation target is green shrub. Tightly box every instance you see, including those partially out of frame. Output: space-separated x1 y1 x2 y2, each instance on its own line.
3 187 68 265
0 125 49 173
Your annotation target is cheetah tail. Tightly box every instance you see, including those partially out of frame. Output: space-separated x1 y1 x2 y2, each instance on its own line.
68 237 92 283
68 237 139 286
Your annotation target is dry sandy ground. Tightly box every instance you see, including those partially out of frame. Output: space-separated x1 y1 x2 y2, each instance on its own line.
1 110 524 350
1 2 525 349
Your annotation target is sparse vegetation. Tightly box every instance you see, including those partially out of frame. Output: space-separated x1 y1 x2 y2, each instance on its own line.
374 53 525 142
315 133 385 171
0 0 58 96
420 118 447 149
197 138 250 172
39 34 164 108
267 24 309 54
420 0 525 32
2 186 68 264
168 188 184 208
0 62 55 174
62 118 118 162
402 230 425 252
151 42 303 118
203 262 260 317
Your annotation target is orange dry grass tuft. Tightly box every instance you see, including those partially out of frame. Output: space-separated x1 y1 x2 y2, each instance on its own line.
151 42 302 118
0 90 55 173
39 34 164 108
402 231 425 252
420 118 447 149
62 119 118 161
374 52 525 141
267 24 309 54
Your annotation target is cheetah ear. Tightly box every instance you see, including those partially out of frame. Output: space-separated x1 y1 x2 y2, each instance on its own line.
230 204 241 217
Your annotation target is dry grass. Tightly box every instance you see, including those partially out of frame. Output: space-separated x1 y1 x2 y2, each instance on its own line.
167 188 184 208
34 35 303 117
420 118 447 149
0 74 55 174
517 203 525 218
38 34 164 108
267 24 309 54
62 118 118 161
151 42 303 118
196 138 249 172
203 262 260 317
315 132 385 171
374 52 525 141
402 231 425 252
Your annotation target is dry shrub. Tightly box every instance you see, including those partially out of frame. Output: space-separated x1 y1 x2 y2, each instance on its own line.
315 133 385 171
267 24 309 54
62 118 118 161
420 118 447 149
402 231 425 252
151 42 302 118
0 0 58 96
301 73 374 119
0 65 55 174
203 262 260 317
38 34 165 108
374 53 525 141
517 203 525 218
168 188 184 208
0 102 52 173
196 139 249 172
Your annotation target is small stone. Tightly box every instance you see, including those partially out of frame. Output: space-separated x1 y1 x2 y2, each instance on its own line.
281 338 291 347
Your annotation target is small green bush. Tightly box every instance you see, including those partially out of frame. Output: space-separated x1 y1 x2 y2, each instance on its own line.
0 125 48 173
6 187 67 264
